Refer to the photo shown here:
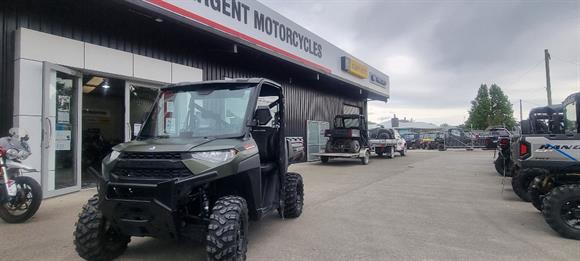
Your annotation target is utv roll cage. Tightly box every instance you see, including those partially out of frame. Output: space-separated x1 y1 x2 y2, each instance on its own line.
522 105 564 135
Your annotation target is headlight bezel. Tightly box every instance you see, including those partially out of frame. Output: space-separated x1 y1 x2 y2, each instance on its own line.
190 149 237 164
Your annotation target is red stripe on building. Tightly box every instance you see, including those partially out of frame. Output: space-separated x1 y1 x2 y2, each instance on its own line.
146 0 332 74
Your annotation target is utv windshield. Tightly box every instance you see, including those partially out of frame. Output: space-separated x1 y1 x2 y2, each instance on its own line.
334 117 360 128
140 84 255 138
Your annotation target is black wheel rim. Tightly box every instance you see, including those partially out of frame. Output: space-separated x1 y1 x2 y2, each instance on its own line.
3 183 34 216
560 199 580 229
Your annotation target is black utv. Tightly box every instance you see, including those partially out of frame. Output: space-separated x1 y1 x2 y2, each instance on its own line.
73 79 305 260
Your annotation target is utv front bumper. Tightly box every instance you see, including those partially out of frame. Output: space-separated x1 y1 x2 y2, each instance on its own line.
99 171 217 239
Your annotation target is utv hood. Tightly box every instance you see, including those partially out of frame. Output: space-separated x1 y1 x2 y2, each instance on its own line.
114 138 217 152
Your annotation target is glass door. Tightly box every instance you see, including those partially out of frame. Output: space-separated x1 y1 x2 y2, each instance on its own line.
41 62 82 197
125 82 160 141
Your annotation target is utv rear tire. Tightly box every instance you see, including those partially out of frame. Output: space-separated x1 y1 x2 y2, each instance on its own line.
280 172 304 218
511 169 540 202
542 184 580 240
494 158 506 176
74 195 130 261
206 196 249 261
320 156 329 163
350 140 361 153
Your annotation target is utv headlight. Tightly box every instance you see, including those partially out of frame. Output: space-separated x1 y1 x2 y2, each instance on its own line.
109 150 121 161
191 149 237 163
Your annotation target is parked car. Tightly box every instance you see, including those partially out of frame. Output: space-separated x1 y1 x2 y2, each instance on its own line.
484 127 511 149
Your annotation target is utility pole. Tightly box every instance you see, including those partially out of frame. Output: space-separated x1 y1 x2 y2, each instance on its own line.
519 99 523 122
545 49 552 105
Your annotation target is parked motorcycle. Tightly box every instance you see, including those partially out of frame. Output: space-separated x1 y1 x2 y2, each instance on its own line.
0 128 42 223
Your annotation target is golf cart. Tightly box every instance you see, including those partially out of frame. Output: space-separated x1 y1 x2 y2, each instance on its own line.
73 79 305 260
514 92 580 239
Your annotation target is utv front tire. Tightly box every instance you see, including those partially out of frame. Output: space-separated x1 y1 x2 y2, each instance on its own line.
320 156 329 163
207 196 249 261
542 184 580 240
74 195 130 261
280 172 304 218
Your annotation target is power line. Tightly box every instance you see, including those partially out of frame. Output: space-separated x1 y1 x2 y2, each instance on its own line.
551 56 580 66
503 59 544 86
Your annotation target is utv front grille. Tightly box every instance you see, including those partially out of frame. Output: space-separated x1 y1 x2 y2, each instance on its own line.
112 167 192 179
112 157 192 179
120 152 183 160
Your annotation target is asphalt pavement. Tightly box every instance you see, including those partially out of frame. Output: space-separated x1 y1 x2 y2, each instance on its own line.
1 150 579 261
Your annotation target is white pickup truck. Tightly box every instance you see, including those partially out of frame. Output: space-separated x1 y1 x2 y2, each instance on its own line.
369 127 407 158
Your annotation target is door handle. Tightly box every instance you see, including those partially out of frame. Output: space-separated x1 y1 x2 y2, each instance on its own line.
45 117 52 149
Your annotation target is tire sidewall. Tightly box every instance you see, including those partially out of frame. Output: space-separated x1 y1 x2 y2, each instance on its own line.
207 196 249 261
542 185 580 240
0 176 42 223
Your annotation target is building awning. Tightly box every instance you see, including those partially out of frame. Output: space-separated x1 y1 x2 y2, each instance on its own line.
127 0 390 101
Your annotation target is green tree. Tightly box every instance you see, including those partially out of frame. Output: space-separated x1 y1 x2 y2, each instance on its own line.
466 84 491 129
489 84 516 128
465 83 516 129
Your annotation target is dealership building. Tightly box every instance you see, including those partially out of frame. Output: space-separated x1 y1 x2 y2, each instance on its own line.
0 0 389 198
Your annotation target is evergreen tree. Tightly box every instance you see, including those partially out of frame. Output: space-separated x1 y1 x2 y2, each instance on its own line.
466 84 491 129
465 83 516 129
489 84 516 128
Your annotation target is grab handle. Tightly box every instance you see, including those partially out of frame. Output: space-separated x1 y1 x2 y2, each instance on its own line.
44 117 52 149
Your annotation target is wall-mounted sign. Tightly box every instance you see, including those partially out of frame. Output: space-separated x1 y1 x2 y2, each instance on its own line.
341 56 368 79
136 0 391 101
369 72 388 88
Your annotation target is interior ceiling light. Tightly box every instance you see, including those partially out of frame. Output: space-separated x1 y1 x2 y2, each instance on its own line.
86 76 104 86
83 85 96 93
102 80 110 89
155 18 163 23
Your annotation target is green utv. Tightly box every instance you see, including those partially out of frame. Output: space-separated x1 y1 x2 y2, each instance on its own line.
73 79 305 260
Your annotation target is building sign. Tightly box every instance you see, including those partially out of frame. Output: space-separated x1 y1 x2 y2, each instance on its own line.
136 0 389 100
341 56 368 79
369 72 388 88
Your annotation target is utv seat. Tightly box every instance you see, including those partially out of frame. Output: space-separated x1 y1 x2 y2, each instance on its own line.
252 106 278 174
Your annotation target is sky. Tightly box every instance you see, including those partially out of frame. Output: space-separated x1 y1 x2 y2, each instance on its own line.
259 0 580 126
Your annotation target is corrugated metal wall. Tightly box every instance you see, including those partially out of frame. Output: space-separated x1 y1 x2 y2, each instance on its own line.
0 0 366 145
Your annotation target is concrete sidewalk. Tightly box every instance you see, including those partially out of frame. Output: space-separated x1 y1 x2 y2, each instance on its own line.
1 150 579 261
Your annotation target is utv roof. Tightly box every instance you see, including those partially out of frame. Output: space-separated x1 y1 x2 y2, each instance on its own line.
529 104 563 115
162 78 281 89
563 92 580 105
